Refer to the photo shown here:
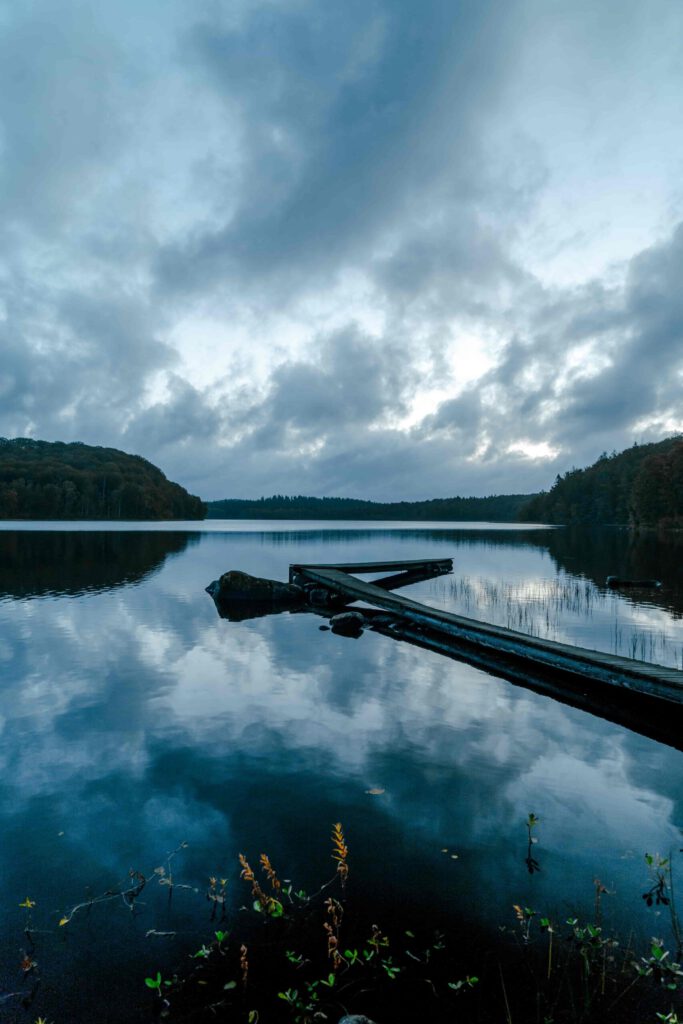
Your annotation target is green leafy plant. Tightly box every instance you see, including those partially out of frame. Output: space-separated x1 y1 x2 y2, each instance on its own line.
119 827 683 1023
448 975 478 992
636 938 683 990
513 903 537 944
144 971 171 997
381 956 401 981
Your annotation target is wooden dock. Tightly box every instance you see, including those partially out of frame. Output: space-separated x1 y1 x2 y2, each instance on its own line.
290 558 683 707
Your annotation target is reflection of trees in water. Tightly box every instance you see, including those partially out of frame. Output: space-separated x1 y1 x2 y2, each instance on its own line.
239 526 556 547
0 530 197 598
531 527 683 618
425 527 683 665
225 524 683 616
257 524 682 597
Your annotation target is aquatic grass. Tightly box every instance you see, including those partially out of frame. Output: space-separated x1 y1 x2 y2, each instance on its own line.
429 573 683 668
331 821 349 888
260 853 283 896
206 875 228 921
57 869 147 928
323 897 344 970
141 826 462 1022
57 840 192 929
505 908 681 1024
642 853 683 960
239 853 283 918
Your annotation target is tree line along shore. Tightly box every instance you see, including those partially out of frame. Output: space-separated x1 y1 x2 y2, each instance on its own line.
207 437 683 528
0 438 205 520
1 435 681 526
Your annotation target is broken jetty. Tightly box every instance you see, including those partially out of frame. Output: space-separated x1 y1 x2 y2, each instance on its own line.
207 557 683 751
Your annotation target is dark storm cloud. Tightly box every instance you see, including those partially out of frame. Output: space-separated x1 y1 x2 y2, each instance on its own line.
419 390 484 442
248 325 411 436
123 374 217 450
373 216 528 319
157 0 524 299
0 281 176 441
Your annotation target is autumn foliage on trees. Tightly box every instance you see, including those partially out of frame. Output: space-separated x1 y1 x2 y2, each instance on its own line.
521 436 683 527
0 438 205 520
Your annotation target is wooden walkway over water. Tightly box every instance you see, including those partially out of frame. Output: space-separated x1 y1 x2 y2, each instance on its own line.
290 558 683 707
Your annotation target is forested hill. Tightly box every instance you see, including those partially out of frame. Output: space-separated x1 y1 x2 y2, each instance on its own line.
520 436 683 527
206 493 534 521
0 439 205 520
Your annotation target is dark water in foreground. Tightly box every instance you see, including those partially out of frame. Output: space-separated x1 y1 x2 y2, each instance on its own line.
0 521 682 1021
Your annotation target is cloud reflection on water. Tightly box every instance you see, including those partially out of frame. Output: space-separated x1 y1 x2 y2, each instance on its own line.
0 527 681 1023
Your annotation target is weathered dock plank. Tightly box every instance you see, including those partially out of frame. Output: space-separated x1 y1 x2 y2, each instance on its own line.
292 564 683 706
291 557 452 578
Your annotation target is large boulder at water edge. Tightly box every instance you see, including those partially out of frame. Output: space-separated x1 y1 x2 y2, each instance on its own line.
206 569 302 605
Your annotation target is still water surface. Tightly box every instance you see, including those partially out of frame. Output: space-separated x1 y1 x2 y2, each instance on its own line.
0 522 682 1021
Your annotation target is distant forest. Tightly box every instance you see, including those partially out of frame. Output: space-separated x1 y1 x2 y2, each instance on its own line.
210 436 683 527
8 434 682 526
0 439 205 520
520 436 683 527
206 493 534 521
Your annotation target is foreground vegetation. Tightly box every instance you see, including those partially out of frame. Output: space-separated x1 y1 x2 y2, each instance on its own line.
13 821 682 1024
521 437 683 528
0 438 205 520
143 827 681 1024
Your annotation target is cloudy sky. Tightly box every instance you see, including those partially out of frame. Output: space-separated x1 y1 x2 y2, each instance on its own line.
1 0 682 500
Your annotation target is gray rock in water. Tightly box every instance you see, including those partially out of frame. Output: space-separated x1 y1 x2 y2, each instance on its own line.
329 610 365 637
338 1016 380 1024
206 570 302 604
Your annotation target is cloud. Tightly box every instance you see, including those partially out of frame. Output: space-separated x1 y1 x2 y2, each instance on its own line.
0 280 176 442
157 0 525 301
251 324 412 434
108 214 683 501
2 0 683 499
507 225 683 459
123 374 217 450
0 4 126 234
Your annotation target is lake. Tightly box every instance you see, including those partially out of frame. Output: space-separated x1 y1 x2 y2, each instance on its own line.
0 521 682 1022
